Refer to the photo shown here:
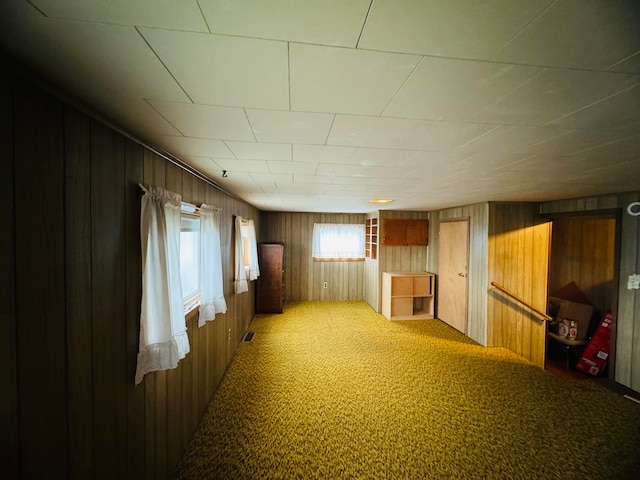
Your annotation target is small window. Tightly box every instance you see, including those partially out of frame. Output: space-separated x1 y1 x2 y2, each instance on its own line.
312 223 366 261
180 214 200 310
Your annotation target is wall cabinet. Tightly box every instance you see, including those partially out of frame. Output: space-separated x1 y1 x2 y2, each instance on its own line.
381 272 435 320
365 218 378 259
382 219 428 246
256 243 284 313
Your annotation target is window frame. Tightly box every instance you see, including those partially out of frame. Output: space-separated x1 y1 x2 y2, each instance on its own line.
311 223 366 262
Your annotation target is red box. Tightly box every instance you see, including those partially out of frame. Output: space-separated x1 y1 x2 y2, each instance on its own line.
575 313 612 376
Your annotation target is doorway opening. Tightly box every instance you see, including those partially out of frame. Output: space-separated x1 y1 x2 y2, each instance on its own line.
544 210 620 382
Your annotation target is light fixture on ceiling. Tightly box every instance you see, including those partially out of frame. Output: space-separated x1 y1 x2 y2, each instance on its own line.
369 198 394 204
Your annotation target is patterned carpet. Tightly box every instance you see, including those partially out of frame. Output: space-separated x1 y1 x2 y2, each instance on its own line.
174 301 640 479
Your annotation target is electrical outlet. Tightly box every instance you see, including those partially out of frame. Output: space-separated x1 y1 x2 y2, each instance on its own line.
628 274 640 290
323 282 328 288
228 328 231 340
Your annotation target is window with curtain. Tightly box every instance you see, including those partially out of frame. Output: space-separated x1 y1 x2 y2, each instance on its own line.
136 185 190 385
199 204 227 326
234 216 259 293
312 223 366 261
180 212 200 311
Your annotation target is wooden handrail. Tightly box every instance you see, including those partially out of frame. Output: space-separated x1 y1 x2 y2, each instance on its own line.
490 281 552 321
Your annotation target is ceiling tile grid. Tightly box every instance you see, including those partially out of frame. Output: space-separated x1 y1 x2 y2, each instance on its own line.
1 0 640 212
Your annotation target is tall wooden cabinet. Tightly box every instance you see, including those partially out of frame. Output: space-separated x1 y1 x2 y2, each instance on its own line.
381 272 435 320
256 243 284 313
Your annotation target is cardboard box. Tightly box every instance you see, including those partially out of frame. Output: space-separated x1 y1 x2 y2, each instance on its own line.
551 299 594 341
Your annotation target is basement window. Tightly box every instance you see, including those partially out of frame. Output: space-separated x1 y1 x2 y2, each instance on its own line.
312 223 366 261
180 212 200 313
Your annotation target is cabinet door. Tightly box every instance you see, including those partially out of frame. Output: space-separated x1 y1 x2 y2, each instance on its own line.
382 219 407 245
406 219 428 246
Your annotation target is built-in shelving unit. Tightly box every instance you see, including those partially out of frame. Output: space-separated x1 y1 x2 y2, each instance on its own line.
381 272 434 320
365 218 378 259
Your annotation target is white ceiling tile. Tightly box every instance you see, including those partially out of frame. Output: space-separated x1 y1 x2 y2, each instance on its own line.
31 0 208 31
292 145 356 164
208 158 270 174
471 68 640 126
246 110 334 144
546 85 640 132
181 156 220 178
383 57 540 121
267 161 318 175
290 43 420 115
347 148 417 167
250 173 294 184
0 11 189 103
359 0 553 59
199 0 370 47
457 125 566 154
149 101 254 141
525 129 637 155
316 164 411 179
156 136 233 158
225 142 292 161
140 28 289 109
327 115 420 148
403 121 496 151
610 52 640 74
399 151 470 169
492 0 640 70
91 97 181 140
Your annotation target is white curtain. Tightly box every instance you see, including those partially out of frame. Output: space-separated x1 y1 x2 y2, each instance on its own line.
135 185 190 385
312 223 366 259
234 216 260 293
199 204 227 326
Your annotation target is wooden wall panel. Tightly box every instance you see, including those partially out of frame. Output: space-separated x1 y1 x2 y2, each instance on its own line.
5 69 261 479
124 139 145 479
91 120 128 479
260 212 366 301
0 74 19 479
549 217 616 315
65 108 94 479
428 203 489 346
487 203 550 368
14 83 68 478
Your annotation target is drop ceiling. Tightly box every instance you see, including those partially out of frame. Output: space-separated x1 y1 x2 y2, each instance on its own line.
2 0 640 213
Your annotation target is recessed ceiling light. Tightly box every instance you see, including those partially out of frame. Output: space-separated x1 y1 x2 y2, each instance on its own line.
369 199 394 204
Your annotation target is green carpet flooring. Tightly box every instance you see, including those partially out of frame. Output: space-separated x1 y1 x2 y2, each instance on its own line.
174 301 640 479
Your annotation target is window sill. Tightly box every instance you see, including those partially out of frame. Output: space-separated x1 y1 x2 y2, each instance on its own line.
184 302 200 322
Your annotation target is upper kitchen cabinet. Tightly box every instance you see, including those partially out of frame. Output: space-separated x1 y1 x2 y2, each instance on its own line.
382 219 428 246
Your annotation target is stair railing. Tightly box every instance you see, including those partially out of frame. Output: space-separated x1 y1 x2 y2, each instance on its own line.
490 281 552 321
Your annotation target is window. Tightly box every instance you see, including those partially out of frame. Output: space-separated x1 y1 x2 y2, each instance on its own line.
180 213 200 311
234 216 259 293
312 223 366 261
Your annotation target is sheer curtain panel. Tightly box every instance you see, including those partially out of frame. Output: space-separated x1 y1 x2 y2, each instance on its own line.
234 216 260 293
135 185 190 385
199 204 227 326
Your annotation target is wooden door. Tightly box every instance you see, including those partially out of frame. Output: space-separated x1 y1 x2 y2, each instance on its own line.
438 220 469 333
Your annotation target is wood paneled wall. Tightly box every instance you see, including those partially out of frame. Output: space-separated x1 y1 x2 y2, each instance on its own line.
486 203 551 368
260 212 366 301
2 72 259 479
427 203 489 346
549 216 617 316
541 193 640 392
